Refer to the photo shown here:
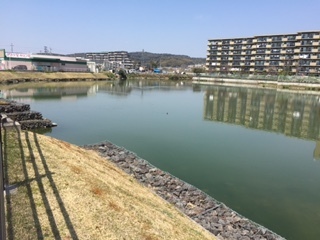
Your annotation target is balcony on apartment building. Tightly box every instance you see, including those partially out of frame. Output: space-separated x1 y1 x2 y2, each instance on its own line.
232 61 241 66
232 39 243 44
222 40 230 45
300 47 313 53
256 37 268 42
233 45 242 50
272 36 283 42
271 43 282 48
257 49 266 54
301 40 314 46
270 54 280 60
232 50 242 55
257 43 267 48
255 60 265 66
301 33 315 39
269 61 280 66
287 35 296 41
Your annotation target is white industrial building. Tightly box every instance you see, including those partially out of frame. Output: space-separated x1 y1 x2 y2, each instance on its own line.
0 49 92 72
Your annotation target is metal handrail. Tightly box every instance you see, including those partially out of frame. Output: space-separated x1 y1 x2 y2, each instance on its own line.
0 115 6 240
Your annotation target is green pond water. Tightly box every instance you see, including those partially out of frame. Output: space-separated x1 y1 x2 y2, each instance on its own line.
2 80 320 240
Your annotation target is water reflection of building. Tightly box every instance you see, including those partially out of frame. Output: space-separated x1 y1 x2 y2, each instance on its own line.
204 85 320 159
2 85 99 101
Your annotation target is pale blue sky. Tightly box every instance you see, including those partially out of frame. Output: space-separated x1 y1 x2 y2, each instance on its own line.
1 0 319 57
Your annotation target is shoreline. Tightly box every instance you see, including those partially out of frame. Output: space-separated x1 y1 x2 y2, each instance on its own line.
84 141 285 240
192 76 320 92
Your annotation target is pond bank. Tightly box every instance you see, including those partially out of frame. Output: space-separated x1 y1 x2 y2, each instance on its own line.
84 141 285 240
193 76 320 91
0 71 115 84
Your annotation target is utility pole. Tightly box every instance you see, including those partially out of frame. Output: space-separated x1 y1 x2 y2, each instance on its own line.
10 43 13 52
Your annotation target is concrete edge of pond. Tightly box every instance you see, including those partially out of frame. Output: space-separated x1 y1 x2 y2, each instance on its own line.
83 141 286 240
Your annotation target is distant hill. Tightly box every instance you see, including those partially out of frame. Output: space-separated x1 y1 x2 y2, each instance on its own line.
129 51 205 68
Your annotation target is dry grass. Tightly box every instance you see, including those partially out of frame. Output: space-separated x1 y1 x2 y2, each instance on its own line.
0 71 111 81
4 128 216 240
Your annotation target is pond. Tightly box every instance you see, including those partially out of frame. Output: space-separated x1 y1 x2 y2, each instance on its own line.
2 80 320 240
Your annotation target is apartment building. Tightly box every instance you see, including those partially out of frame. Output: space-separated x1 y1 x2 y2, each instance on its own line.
206 31 320 76
72 51 134 70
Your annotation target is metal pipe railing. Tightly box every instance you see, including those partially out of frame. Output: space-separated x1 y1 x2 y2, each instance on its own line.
0 115 6 240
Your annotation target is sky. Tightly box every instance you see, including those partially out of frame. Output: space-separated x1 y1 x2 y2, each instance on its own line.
1 0 319 58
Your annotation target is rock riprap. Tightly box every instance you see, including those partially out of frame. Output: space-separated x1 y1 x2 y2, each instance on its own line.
83 141 285 240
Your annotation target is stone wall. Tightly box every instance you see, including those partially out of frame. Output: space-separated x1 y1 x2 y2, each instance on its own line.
0 99 54 130
83 141 285 240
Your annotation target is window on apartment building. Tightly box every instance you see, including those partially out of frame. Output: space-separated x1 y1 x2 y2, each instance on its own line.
299 60 310 66
246 50 252 55
300 47 312 52
301 40 313 46
287 42 295 47
317 61 320 66
245 56 251 60
272 36 282 42
271 43 282 48
271 49 280 53
255 61 265 66
257 49 266 54
270 61 279 66
233 51 241 55
245 62 251 66
257 37 267 42
222 46 229 50
258 43 267 48
287 35 296 41
255 67 264 71
222 40 230 44
270 55 280 60
302 33 314 39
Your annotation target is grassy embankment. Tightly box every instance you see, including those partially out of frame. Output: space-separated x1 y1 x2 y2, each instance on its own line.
0 71 116 82
0 71 193 83
3 127 216 240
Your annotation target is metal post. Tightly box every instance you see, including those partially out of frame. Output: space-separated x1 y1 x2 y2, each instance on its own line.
0 117 6 240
